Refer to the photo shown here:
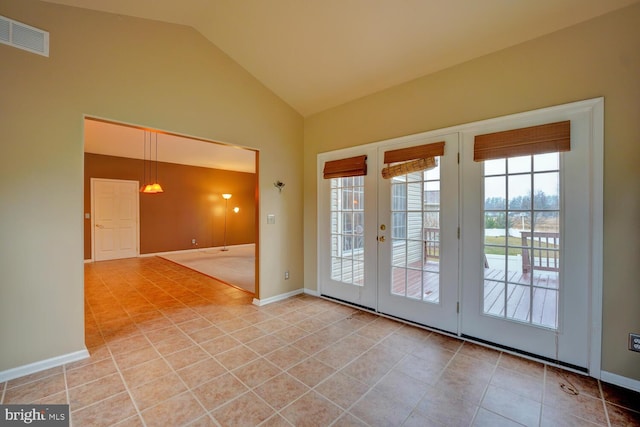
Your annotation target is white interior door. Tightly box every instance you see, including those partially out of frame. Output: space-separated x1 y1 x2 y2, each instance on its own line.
460 103 601 369
318 147 378 309
92 178 139 261
377 133 459 333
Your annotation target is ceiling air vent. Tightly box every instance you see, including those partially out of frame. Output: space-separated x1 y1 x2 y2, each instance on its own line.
0 15 49 57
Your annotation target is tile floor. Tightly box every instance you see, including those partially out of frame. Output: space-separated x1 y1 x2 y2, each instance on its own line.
1 257 639 426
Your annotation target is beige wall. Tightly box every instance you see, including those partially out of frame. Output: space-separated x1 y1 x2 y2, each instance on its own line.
0 0 303 372
304 5 640 380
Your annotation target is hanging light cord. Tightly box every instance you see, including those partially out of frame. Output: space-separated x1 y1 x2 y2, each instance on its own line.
142 131 146 186
155 132 159 183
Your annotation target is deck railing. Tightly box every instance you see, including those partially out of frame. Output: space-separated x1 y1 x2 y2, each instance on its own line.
423 227 440 261
521 231 560 274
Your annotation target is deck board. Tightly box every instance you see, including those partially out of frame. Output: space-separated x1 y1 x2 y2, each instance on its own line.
347 259 560 329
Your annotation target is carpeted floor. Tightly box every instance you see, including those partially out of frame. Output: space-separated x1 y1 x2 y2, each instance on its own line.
160 244 255 293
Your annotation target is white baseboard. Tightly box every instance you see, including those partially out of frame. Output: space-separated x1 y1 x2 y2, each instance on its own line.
253 288 304 306
0 349 90 382
600 370 640 393
303 288 319 297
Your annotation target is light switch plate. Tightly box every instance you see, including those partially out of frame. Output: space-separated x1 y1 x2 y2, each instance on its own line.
267 214 276 224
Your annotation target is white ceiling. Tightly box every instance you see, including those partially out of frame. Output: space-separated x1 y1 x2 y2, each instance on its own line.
84 119 256 173
43 0 637 116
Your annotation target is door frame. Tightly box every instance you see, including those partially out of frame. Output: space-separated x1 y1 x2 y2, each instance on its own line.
90 177 141 262
84 115 260 297
316 97 603 377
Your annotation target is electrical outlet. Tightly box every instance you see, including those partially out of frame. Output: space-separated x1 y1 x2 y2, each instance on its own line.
191 238 197 245
284 271 289 280
629 333 640 352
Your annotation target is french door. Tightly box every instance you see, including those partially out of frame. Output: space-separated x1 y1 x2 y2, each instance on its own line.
377 133 459 332
318 133 459 333
318 147 378 309
317 99 602 371
460 104 599 369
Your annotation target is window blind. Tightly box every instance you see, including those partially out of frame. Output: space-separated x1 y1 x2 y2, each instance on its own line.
381 141 444 179
323 155 367 179
474 120 570 162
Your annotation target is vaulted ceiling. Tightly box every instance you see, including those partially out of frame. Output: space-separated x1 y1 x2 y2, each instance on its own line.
43 0 638 117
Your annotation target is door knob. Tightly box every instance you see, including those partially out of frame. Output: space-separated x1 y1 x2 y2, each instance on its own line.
378 236 385 242
380 224 386 230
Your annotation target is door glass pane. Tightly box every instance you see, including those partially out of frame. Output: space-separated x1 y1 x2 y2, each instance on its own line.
485 176 506 210
390 157 441 303
508 155 531 174
329 176 365 286
484 158 506 176
482 153 560 329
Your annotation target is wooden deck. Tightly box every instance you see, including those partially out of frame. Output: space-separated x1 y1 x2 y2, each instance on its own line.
391 261 559 329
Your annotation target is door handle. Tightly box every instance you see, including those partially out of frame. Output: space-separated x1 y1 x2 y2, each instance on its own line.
378 236 385 242
95 224 104 229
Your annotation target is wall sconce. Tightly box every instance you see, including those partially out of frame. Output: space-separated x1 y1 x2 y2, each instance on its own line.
274 180 285 193
233 207 240 213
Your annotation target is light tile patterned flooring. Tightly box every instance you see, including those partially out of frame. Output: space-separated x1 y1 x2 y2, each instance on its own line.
1 257 639 426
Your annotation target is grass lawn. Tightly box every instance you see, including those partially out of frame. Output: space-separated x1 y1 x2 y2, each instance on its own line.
484 235 559 256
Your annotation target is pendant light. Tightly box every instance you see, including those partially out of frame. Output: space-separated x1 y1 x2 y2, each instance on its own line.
141 130 163 194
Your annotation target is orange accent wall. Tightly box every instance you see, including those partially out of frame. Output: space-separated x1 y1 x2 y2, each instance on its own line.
84 153 256 259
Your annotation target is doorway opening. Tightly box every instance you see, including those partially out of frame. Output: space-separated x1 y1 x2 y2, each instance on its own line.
83 117 259 295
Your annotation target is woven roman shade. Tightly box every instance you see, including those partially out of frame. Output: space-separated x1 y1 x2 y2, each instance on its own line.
474 121 570 162
381 141 444 179
323 155 367 179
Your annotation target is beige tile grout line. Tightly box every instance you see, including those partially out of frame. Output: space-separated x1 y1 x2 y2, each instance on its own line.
93 270 444 427
62 364 71 426
197 308 318 425
92 263 552 427
467 349 503 425
599 380 612 427
127 267 291 426
143 314 233 426
259 313 376 426
180 303 358 425
296 321 430 426
84 274 149 427
70 264 232 426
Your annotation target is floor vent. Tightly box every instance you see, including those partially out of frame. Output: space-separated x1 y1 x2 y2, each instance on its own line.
0 15 49 57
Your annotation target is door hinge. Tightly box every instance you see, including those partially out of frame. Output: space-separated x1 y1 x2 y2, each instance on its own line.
457 227 460 239
457 152 460 164
457 302 460 313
